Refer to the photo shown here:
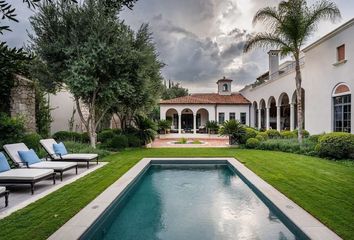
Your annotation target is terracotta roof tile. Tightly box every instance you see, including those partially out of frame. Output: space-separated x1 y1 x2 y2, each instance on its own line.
160 93 250 105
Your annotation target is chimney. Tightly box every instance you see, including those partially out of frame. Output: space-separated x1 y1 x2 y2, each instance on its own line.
268 50 280 80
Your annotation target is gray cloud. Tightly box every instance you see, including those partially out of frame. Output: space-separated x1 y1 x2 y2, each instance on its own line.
3 0 354 93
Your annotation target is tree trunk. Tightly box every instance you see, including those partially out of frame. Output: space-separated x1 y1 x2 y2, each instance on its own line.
295 55 303 143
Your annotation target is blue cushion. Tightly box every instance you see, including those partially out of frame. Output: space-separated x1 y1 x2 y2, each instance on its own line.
53 142 68 156
0 152 11 172
18 149 41 165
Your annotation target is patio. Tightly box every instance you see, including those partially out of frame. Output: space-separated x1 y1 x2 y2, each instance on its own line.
0 162 106 219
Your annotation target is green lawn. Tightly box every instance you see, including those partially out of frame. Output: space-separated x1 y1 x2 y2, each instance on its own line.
0 148 353 240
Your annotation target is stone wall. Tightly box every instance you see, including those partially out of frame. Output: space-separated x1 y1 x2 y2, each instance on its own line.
10 75 36 132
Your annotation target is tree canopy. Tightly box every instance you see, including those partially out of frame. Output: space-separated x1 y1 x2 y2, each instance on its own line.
30 0 163 147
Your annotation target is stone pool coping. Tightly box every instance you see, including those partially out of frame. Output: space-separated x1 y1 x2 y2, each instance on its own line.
49 158 342 240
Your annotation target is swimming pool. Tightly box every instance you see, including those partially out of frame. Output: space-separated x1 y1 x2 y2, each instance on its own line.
81 164 307 240
50 158 340 240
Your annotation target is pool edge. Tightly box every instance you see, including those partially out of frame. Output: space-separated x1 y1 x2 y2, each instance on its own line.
49 158 342 240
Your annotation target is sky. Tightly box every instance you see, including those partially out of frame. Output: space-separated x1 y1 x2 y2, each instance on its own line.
3 0 354 93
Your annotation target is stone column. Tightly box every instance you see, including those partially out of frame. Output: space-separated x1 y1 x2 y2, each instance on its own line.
193 114 197 134
290 103 295 131
258 108 262 130
266 107 270 130
277 106 281 131
178 113 182 134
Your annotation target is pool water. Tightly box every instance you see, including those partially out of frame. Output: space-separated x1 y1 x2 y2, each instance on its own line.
83 164 305 240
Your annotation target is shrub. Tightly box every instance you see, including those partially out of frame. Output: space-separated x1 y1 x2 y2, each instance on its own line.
219 120 246 145
257 132 269 140
293 129 310 138
126 135 142 148
52 131 90 143
158 120 172 133
133 116 157 145
246 138 260 149
22 133 42 152
315 133 354 159
206 120 219 134
80 132 90 143
176 138 187 144
265 129 281 139
64 141 110 158
255 134 265 142
256 139 317 156
0 114 25 147
308 134 325 143
97 129 115 143
108 135 129 150
280 131 297 139
243 128 258 141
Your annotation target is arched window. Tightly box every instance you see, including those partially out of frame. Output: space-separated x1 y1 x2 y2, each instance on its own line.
333 84 351 132
222 84 228 92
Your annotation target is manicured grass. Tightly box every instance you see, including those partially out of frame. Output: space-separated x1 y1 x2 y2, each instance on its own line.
0 148 353 240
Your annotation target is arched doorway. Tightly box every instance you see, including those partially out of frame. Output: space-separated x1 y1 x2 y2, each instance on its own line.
181 108 194 133
196 108 209 133
268 96 277 129
332 83 351 132
165 108 178 133
292 89 305 129
279 93 290 130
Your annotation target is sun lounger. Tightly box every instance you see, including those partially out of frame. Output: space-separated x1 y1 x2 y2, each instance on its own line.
0 186 9 207
0 152 55 194
40 139 98 168
3 143 78 181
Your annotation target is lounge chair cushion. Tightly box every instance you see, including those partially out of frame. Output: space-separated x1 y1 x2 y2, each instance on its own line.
29 161 77 171
53 142 68 156
58 153 98 160
0 168 54 180
0 153 11 173
18 149 41 165
0 186 5 194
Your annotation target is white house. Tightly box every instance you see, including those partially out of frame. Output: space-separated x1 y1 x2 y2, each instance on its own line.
160 18 354 135
160 77 251 134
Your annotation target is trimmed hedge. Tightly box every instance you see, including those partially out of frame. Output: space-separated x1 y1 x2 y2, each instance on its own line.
315 132 354 159
257 132 269 140
280 131 297 139
255 134 265 142
97 129 115 143
52 131 89 143
126 135 142 148
293 129 310 138
265 129 281 139
246 138 259 149
108 135 129 150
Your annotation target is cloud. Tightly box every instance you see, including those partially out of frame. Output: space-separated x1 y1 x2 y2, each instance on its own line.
4 0 354 93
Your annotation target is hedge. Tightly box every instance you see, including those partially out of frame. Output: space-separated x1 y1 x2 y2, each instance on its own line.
315 132 354 159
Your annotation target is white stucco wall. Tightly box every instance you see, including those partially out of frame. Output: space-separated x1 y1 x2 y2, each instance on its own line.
216 105 250 125
303 23 354 134
49 90 82 134
241 20 354 134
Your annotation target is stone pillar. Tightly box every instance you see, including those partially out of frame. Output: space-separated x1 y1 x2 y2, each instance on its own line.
277 106 281 131
290 103 295 131
258 108 262 130
178 114 182 134
193 114 197 134
266 107 270 130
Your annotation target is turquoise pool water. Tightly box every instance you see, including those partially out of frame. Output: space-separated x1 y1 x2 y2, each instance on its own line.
83 164 306 240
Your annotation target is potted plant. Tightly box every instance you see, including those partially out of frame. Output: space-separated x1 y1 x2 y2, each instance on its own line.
219 120 246 145
206 120 219 134
158 120 172 134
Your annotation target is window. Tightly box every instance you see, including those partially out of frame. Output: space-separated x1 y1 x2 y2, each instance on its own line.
222 84 228 92
333 94 351 132
240 112 247 124
218 113 225 124
229 112 235 120
337 45 345 62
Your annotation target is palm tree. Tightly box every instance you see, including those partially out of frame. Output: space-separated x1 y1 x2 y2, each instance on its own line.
244 0 341 143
